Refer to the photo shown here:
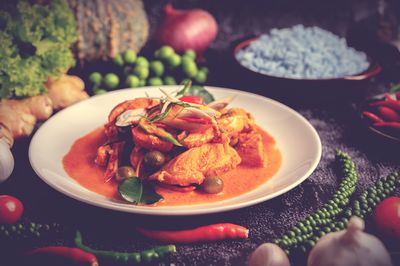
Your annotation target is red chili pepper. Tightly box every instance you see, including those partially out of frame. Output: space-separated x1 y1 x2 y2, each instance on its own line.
373 121 400 129
369 100 400 112
377 106 400 122
27 246 98 266
179 95 205 105
137 223 249 243
362 111 384 123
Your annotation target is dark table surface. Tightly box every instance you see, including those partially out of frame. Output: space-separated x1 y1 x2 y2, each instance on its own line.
2 1 400 265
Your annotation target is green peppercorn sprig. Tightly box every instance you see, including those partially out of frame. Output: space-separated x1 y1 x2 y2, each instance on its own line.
273 150 358 252
273 150 400 256
88 46 209 95
75 231 176 263
0 220 62 240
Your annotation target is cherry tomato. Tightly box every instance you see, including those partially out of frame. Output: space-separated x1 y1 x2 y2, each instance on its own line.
373 196 400 238
0 195 24 224
179 95 205 105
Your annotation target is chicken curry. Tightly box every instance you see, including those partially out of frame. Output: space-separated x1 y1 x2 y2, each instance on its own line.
63 85 282 206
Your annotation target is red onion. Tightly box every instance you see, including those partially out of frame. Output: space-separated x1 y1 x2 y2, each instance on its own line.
156 4 218 57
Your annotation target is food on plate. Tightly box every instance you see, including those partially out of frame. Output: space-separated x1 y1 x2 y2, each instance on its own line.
236 25 369 79
247 243 290 266
75 231 176 264
156 4 218 57
273 150 400 255
373 196 400 239
63 84 282 206
0 195 24 224
307 216 392 266
136 223 249 243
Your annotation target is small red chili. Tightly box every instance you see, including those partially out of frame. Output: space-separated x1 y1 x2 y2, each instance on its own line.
27 246 98 266
137 223 249 243
370 99 400 112
373 121 400 129
362 111 384 123
179 95 205 105
377 106 400 122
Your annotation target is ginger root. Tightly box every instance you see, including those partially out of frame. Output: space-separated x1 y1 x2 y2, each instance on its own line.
0 95 53 141
0 74 89 147
46 74 88 110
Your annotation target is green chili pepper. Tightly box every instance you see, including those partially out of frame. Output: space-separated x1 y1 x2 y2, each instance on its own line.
138 118 182 146
74 231 176 263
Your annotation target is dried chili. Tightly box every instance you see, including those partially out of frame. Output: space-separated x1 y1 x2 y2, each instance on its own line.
136 223 249 243
377 106 400 122
362 111 384 123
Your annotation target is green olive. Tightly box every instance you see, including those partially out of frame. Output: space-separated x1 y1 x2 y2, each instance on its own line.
104 73 120 89
89 72 102 85
167 53 181 68
135 56 149 68
182 59 198 78
143 150 166 168
201 176 224 194
123 49 137 64
164 76 177 85
93 88 107 95
113 54 124 66
194 70 207 84
183 49 196 60
148 77 163 86
158 45 175 59
150 60 165 77
133 66 149 80
125 75 140 88
116 166 135 181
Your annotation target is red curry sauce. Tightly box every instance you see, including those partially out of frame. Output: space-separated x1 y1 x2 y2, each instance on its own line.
63 126 281 206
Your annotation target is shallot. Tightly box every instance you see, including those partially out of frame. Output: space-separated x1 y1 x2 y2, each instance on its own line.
0 139 14 183
156 4 218 57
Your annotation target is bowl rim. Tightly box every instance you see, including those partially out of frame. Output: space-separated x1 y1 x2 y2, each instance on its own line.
233 36 382 82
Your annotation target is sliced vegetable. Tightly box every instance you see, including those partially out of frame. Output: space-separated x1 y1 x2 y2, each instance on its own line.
373 196 400 239
118 178 163 205
179 95 205 105
0 195 24 224
27 246 98 266
115 108 147 127
136 223 249 243
138 118 182 146
75 231 175 263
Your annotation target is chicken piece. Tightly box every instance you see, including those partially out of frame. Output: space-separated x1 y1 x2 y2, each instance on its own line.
178 127 215 148
218 108 254 138
149 142 241 186
235 131 265 167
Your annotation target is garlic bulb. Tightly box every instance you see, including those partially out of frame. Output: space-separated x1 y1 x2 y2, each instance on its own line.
307 216 393 266
248 243 290 266
0 138 14 183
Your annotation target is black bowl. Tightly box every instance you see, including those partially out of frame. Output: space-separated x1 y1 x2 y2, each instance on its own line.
231 36 382 104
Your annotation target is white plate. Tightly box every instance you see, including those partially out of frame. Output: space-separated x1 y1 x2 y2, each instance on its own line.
29 86 321 216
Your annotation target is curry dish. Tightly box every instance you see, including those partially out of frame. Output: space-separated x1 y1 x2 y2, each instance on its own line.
63 86 281 206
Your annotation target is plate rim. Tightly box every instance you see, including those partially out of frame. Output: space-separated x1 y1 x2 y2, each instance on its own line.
29 86 322 216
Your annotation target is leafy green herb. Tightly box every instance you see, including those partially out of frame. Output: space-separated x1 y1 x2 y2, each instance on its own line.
118 178 163 204
187 85 215 103
0 0 77 99
176 79 192 97
389 83 400 93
